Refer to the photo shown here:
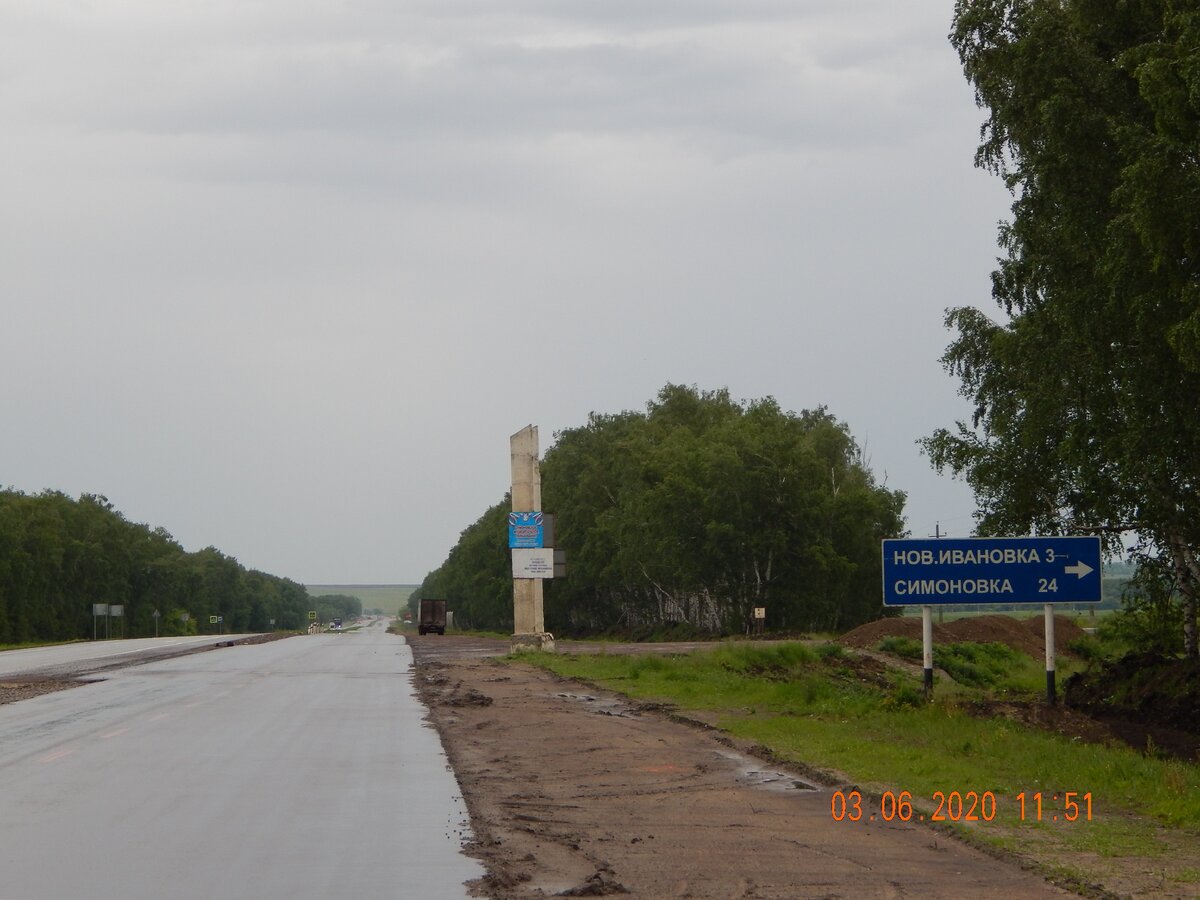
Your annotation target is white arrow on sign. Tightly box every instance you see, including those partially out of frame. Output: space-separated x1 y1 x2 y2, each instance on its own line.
1064 561 1094 578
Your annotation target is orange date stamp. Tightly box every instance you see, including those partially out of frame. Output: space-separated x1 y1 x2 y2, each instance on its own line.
830 789 1094 824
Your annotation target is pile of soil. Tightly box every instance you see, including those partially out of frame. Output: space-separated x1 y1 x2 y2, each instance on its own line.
839 614 1085 659
837 615 950 649
1065 652 1200 738
946 614 1084 658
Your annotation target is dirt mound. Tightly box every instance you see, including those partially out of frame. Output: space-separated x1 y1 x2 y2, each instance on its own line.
945 615 1046 657
838 615 949 649
840 613 1084 659
1065 653 1200 738
1025 613 1086 645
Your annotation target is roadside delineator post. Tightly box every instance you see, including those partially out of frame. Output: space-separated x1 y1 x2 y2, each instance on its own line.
921 605 934 700
1044 603 1056 705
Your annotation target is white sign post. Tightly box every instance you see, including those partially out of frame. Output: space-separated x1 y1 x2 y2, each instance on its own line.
92 603 109 640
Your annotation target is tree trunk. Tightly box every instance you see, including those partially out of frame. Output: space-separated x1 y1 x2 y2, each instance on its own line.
1167 533 1198 657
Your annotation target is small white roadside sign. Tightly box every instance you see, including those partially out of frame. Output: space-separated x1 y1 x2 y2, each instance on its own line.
512 548 554 579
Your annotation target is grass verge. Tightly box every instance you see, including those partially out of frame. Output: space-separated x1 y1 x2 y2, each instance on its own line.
0 639 87 652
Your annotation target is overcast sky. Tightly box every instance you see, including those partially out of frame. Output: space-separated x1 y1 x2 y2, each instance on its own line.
3 1 1011 584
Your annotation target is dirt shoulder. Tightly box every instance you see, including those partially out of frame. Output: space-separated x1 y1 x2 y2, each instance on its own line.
0 675 80 706
409 635 1076 899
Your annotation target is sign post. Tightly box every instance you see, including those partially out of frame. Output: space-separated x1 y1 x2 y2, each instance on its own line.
1044 603 1057 703
882 536 1101 703
92 603 109 640
510 426 554 653
921 605 934 699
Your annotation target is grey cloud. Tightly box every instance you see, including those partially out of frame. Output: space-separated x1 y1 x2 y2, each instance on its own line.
2 0 1000 581
8 2 961 156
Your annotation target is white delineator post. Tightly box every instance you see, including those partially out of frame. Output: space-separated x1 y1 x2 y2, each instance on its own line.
510 425 554 653
1044 603 1056 705
922 605 934 700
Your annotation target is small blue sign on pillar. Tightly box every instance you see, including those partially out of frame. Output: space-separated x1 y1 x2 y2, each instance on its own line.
882 536 1102 606
508 511 544 549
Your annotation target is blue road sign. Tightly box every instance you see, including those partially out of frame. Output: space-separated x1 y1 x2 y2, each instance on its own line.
508 511 544 549
882 536 1102 606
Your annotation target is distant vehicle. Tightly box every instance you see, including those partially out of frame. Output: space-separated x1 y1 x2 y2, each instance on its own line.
418 599 446 636
332 618 342 630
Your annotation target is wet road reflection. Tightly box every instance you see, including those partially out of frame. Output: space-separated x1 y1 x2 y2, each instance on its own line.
0 623 482 899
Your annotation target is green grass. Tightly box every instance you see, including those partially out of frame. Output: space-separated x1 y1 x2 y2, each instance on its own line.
877 637 1062 692
519 643 1200 860
879 636 1087 693
0 638 86 652
449 628 512 639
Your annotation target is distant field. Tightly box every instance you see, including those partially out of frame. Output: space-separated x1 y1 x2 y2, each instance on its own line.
306 585 418 616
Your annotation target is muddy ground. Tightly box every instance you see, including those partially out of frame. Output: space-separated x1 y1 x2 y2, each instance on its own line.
0 675 80 706
409 635 1081 899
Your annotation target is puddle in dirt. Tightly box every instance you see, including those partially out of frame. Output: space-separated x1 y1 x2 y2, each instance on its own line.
552 692 640 718
713 749 819 792
552 693 820 792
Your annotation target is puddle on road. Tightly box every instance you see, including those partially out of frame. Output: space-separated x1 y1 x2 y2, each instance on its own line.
552 692 640 718
712 748 819 793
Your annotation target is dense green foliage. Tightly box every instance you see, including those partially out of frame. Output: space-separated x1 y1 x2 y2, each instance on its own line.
0 489 311 642
310 593 364 623
409 501 513 630
924 0 1200 654
414 385 906 634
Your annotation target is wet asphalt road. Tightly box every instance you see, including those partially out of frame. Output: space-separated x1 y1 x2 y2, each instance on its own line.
0 623 482 899
0 634 259 678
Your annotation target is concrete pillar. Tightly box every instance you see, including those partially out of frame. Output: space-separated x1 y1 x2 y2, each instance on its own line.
511 425 554 653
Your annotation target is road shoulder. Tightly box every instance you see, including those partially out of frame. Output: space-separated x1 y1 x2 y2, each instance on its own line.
410 641 1072 899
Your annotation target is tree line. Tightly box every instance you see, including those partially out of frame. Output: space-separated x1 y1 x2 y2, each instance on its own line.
926 0 1200 655
0 489 312 643
412 385 906 635
311 594 364 623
